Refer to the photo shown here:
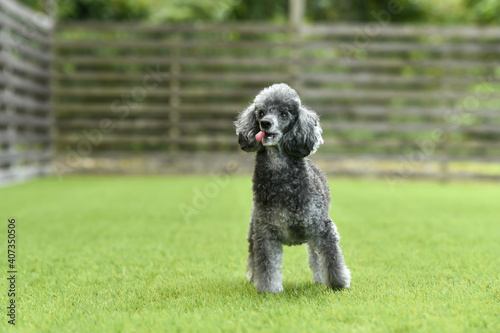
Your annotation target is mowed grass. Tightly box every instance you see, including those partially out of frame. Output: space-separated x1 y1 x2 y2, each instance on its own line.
2 175 500 332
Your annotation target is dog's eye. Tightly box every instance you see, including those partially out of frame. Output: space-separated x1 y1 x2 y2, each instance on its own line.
258 111 265 118
280 112 288 119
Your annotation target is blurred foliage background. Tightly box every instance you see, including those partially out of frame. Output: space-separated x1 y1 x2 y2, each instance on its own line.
17 0 500 24
8 0 499 177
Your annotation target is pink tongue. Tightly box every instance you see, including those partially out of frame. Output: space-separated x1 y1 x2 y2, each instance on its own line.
255 131 265 142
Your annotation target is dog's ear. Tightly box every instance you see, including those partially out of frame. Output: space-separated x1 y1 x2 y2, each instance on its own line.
234 104 262 153
281 106 324 158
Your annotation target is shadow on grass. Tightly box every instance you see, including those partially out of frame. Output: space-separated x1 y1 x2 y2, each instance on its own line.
160 277 346 306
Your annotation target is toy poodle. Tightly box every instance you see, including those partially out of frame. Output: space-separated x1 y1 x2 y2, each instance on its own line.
234 83 351 293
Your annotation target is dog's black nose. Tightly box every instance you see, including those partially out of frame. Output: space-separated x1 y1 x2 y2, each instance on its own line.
260 120 272 130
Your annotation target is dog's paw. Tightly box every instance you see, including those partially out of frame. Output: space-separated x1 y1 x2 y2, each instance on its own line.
254 279 284 294
256 284 284 294
326 267 351 290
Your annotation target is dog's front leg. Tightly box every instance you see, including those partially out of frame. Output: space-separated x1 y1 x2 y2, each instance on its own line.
246 220 255 282
251 234 284 294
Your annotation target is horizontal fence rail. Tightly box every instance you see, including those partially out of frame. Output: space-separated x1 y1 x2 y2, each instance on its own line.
54 22 500 179
0 0 54 185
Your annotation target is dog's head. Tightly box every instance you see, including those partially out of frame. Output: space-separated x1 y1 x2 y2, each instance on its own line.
234 83 323 158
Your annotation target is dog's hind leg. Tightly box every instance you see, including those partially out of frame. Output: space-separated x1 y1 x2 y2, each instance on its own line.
315 221 351 290
306 243 323 284
252 234 284 293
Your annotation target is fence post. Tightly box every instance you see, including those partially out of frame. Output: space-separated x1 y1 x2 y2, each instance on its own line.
169 35 181 153
47 5 56 177
0 13 16 179
289 0 305 92
289 0 305 29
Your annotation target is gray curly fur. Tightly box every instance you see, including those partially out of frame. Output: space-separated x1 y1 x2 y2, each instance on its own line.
234 83 351 293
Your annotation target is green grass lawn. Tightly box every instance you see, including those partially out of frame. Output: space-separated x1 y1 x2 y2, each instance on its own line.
2 175 500 332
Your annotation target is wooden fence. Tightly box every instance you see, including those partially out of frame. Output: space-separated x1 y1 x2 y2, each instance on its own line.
0 0 53 185
53 22 500 179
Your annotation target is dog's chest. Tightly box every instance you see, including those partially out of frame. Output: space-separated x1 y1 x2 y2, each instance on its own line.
254 170 308 212
270 208 308 245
